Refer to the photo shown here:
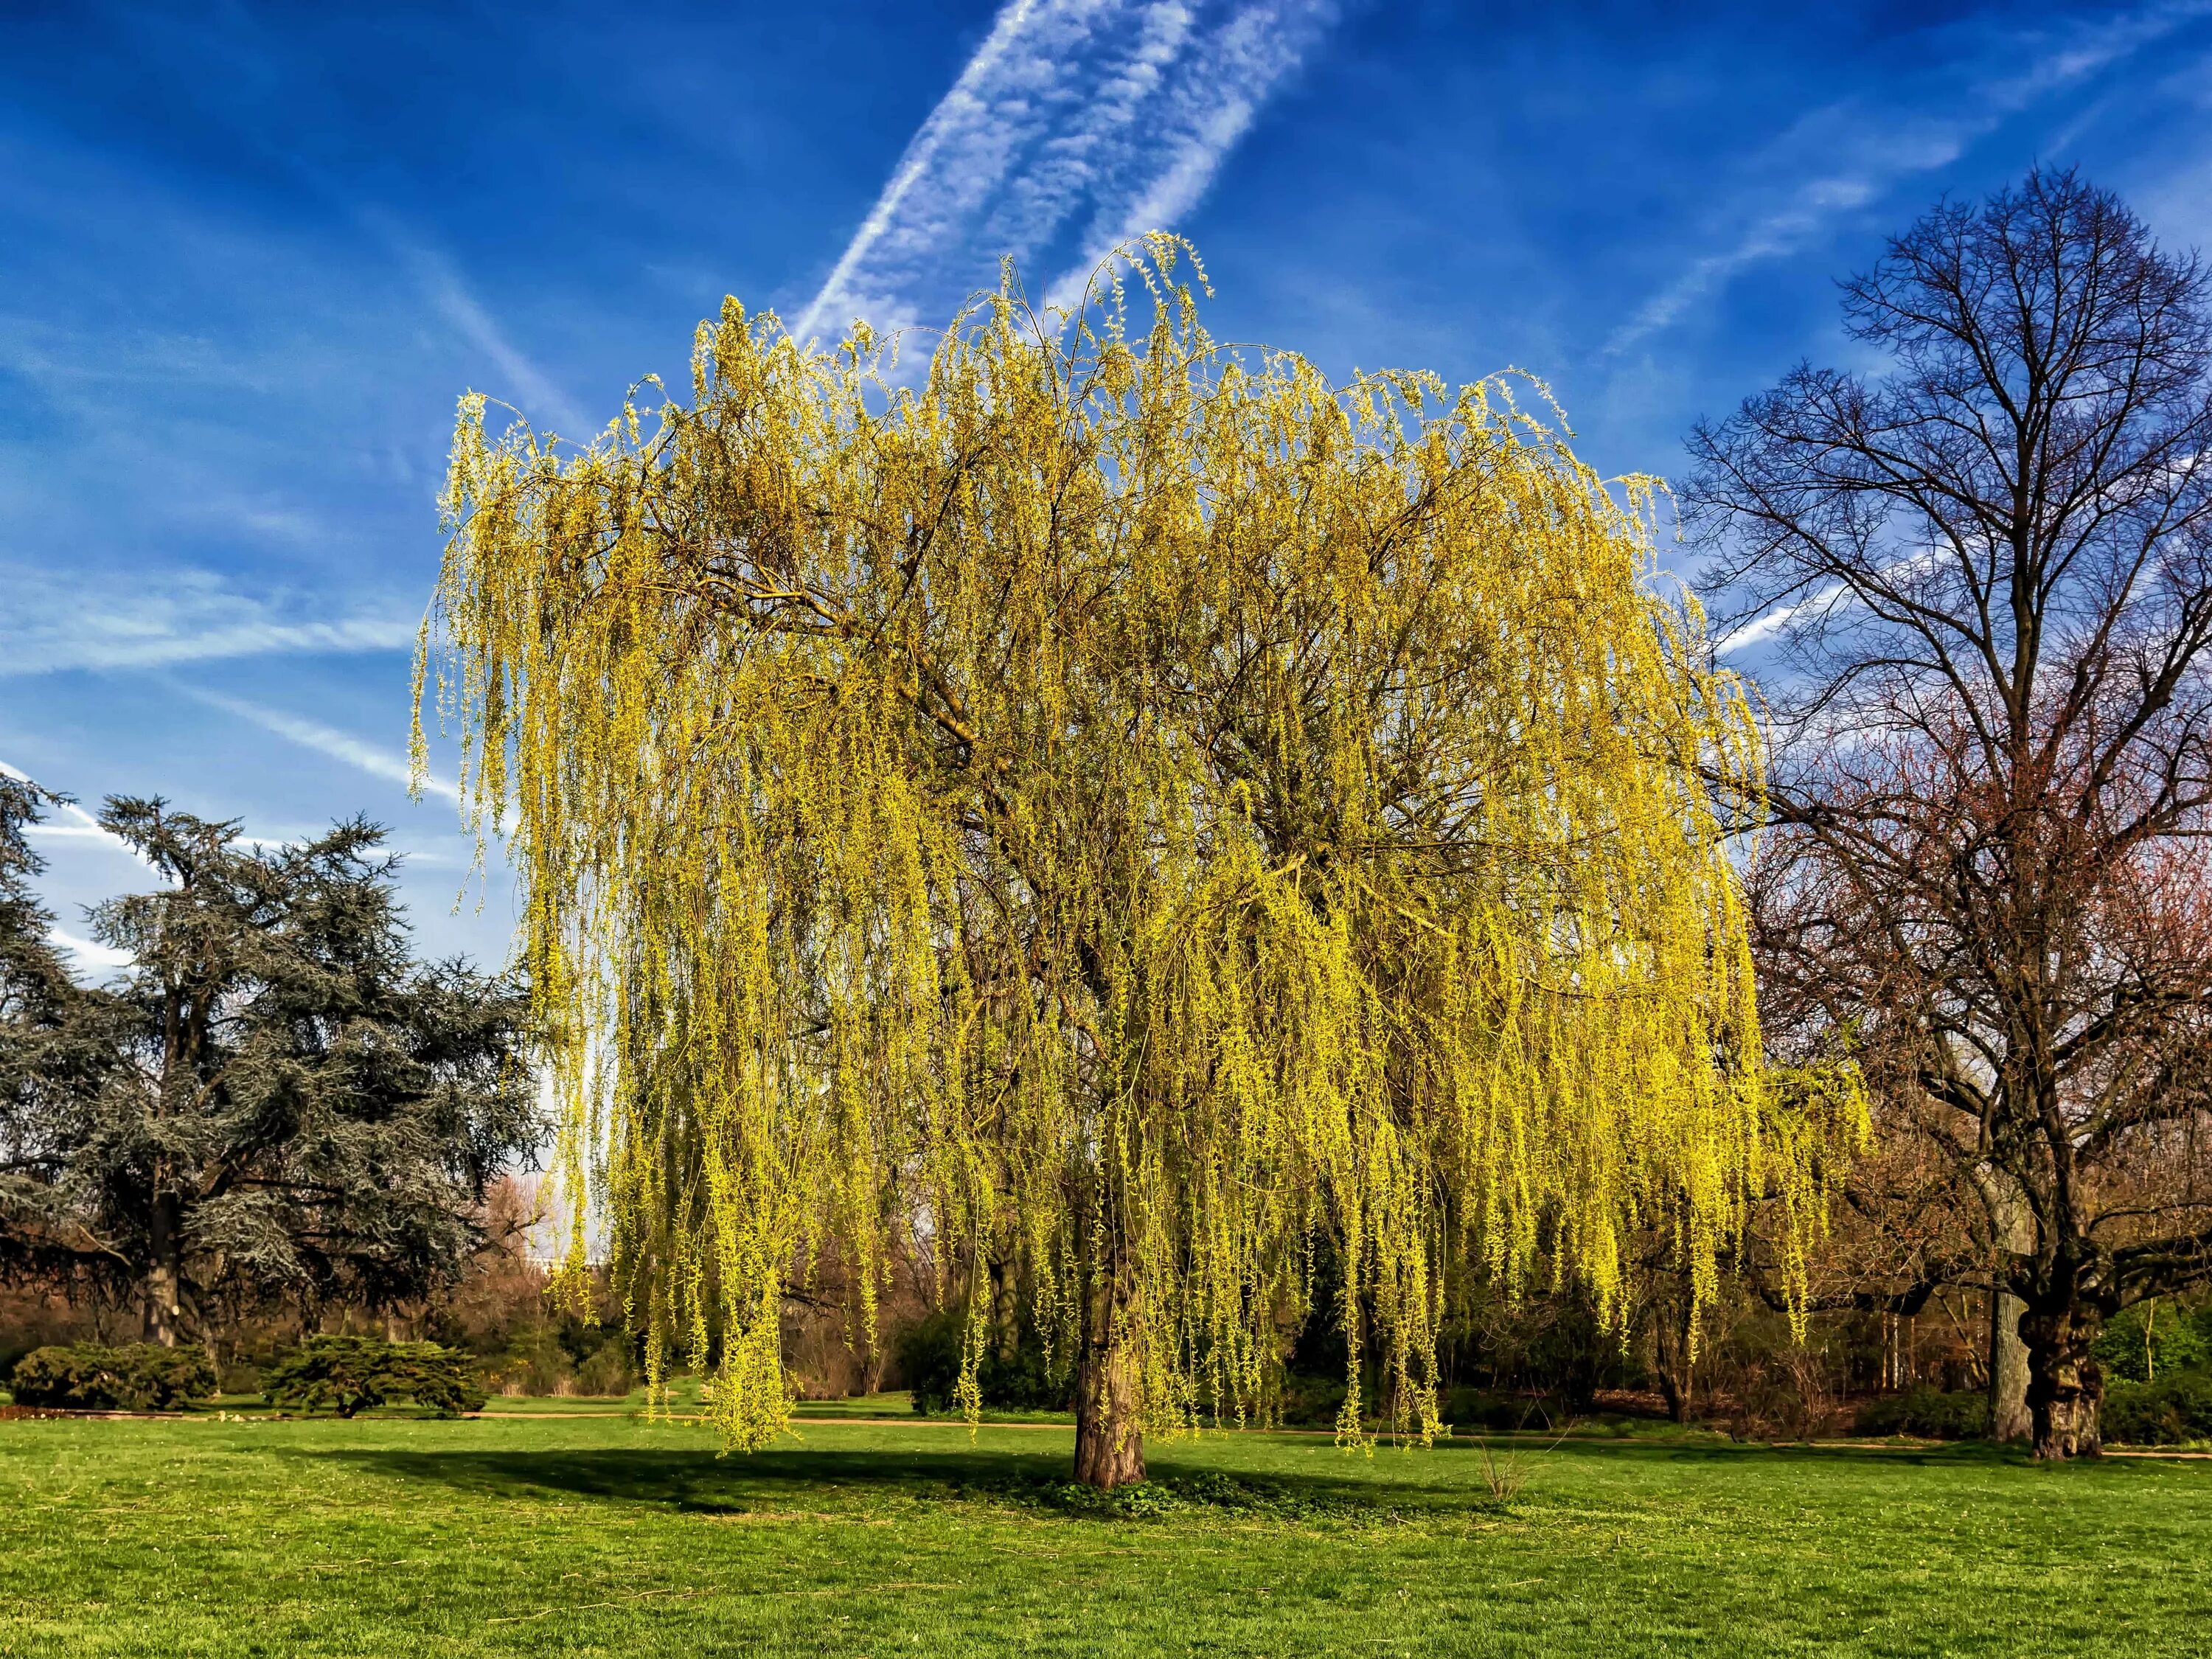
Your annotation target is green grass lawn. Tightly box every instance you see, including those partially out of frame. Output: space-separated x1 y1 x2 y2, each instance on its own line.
1 1410 2206 1657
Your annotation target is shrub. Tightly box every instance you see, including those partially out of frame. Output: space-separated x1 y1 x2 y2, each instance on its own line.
263 1337 487 1418
1441 1386 1565 1433
7 1343 217 1411
2103 1374 2212 1446
897 1309 1073 1414
7 1349 97 1408
1276 1372 1352 1429
574 1340 635 1398
1854 1385 1989 1440
2093 1301 2212 1383
479 1326 574 1397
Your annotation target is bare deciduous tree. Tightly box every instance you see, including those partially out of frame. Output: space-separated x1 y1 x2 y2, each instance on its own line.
1688 168 2212 1458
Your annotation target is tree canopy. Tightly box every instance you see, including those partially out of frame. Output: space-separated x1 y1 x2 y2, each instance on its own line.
422 246 1857 1480
1688 170 2212 1458
0 793 540 1345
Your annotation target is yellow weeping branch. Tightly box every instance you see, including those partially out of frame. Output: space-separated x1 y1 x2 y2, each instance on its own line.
417 240 1860 1453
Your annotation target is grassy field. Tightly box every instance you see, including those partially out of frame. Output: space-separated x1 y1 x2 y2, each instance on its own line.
2 1405 2207 1657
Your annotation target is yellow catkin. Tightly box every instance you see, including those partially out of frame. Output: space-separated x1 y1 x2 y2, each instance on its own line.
417 243 1861 1450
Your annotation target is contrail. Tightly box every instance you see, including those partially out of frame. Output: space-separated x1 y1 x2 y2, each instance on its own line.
180 687 463 804
795 0 1336 347
1607 1 2211 353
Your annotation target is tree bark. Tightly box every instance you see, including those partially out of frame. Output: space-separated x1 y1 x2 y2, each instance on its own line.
142 1194 184 1347
1074 1310 1146 1489
1989 1290 2031 1441
1652 1287 1694 1424
2021 1304 2103 1460
987 1256 1019 1366
1072 1241 1144 1489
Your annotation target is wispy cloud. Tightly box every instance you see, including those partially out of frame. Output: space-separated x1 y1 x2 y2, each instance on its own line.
180 686 462 804
46 926 132 975
0 757 150 863
0 563 419 675
1715 580 1851 655
795 0 1337 346
1607 2 2212 353
1716 549 1949 658
406 248 594 437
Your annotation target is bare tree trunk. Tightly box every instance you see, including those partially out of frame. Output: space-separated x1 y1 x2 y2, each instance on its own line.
2021 1304 2103 1460
1986 1180 2033 1441
1989 1290 2031 1442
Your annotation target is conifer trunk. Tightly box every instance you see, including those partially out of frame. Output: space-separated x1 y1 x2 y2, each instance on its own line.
2022 1304 2103 1460
143 1195 184 1348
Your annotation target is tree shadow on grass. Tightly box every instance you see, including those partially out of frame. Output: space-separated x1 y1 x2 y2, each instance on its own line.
311 1442 1450 1524
309 1430 2061 1532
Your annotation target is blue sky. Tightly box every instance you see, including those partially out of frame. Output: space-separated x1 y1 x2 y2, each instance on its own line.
5 0 2212 974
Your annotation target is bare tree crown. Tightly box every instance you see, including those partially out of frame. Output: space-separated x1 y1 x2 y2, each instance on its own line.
1694 167 2212 803
1686 168 2212 1458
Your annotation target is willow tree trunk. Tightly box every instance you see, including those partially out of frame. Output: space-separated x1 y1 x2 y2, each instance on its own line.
1072 1240 1145 1489
987 1257 1020 1366
1652 1287 1695 1425
2021 1304 2103 1459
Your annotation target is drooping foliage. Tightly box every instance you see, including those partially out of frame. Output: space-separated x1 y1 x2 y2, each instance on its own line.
421 245 1859 1455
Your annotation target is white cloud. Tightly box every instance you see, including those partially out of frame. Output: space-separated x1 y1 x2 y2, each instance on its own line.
46 925 132 975
795 0 1337 347
0 757 152 863
349 208 591 437
1716 581 1850 655
0 563 419 675
180 686 462 804
408 249 594 438
1607 1 2212 354
1716 549 1948 656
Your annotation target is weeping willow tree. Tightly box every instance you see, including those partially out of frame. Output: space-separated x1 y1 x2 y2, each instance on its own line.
418 244 1857 1487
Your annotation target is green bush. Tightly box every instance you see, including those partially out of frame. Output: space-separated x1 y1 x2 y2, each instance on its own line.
574 1339 635 1397
1441 1386 1569 1433
2092 1301 2212 1384
7 1343 217 1411
2102 1373 2212 1445
897 1310 1073 1414
1276 1372 1352 1429
478 1326 574 1397
1854 1385 1989 1439
263 1337 487 1418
